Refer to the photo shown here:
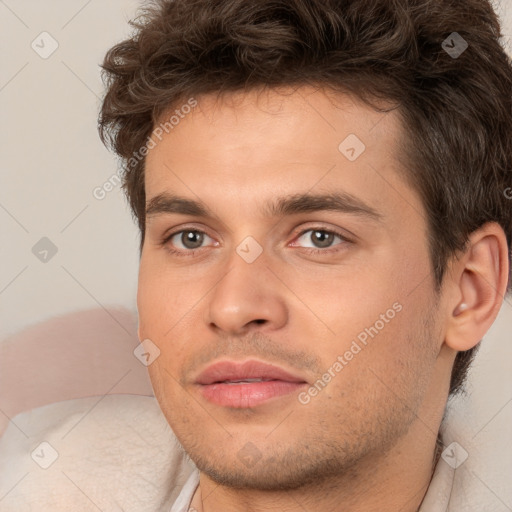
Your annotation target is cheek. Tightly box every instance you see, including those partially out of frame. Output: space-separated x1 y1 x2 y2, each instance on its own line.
137 257 199 334
292 261 433 376
289 265 402 339
137 258 205 378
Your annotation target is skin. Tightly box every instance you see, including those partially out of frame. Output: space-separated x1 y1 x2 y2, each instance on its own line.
137 85 509 512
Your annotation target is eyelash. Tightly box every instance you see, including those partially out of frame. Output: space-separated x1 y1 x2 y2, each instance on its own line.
160 227 351 258
160 230 212 258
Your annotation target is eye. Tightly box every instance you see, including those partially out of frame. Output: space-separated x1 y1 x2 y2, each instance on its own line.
292 228 347 250
166 230 215 251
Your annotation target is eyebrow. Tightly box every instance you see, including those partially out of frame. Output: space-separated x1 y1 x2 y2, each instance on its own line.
145 191 383 222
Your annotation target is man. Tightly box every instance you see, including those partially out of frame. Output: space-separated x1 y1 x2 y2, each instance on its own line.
1 0 509 510
95 0 512 510
101 0 512 511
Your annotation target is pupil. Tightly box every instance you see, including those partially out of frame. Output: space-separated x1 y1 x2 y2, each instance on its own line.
182 231 203 249
312 231 333 248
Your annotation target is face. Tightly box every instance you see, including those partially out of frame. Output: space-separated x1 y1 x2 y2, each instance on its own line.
137 86 444 490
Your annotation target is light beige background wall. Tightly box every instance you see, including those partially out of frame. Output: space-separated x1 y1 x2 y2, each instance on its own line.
1 0 511 451
1 0 142 340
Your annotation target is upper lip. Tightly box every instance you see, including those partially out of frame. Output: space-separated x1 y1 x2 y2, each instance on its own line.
195 360 308 385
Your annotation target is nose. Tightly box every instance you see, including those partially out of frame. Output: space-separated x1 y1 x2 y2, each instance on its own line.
205 248 288 335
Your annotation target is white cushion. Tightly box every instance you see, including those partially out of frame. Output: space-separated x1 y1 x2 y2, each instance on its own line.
0 395 195 511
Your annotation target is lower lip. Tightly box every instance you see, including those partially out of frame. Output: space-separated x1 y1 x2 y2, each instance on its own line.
199 380 307 408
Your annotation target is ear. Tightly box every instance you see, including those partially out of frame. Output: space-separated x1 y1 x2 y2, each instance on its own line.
444 222 510 351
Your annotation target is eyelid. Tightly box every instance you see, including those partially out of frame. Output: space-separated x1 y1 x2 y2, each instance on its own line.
160 227 218 258
289 225 353 246
160 223 219 245
286 228 351 257
169 230 216 249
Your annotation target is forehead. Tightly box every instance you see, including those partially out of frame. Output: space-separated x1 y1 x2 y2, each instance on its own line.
143 85 419 223
146 85 400 171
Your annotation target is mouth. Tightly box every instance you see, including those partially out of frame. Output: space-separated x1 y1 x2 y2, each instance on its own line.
195 360 308 408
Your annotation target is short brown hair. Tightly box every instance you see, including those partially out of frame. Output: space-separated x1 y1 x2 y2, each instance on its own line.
98 0 512 395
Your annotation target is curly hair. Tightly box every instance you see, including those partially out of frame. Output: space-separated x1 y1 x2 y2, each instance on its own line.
98 0 512 395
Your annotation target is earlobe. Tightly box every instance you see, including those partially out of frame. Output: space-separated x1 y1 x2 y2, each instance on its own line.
444 223 509 352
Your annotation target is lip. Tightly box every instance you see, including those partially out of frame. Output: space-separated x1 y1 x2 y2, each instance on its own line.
195 360 308 408
195 360 307 385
